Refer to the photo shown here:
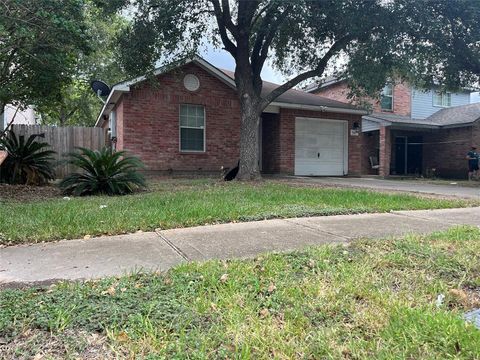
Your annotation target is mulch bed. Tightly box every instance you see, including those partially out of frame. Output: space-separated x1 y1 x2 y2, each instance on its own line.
0 184 61 202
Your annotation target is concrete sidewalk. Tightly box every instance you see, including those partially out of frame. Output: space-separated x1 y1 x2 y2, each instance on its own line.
2 207 480 286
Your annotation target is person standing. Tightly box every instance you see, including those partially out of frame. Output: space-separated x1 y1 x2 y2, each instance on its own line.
466 146 479 180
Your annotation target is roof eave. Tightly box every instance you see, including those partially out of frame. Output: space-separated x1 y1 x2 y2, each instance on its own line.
270 101 367 115
94 85 130 127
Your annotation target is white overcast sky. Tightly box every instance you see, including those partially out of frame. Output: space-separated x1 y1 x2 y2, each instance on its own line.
200 46 287 84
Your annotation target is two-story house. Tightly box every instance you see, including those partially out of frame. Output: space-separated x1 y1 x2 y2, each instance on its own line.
307 79 480 178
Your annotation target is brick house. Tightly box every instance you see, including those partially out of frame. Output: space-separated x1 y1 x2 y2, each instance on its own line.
308 78 480 178
95 57 367 176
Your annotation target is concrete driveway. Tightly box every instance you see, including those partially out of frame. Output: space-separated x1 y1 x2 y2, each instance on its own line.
290 176 480 199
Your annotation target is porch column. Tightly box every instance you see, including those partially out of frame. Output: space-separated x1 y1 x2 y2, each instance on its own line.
379 126 391 177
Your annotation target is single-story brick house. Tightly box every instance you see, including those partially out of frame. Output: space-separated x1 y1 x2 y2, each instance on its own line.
95 57 367 176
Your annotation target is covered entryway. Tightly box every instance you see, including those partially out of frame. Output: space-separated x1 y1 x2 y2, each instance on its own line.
294 117 348 176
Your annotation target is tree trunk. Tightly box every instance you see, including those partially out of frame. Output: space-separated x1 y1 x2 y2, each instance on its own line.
237 93 262 181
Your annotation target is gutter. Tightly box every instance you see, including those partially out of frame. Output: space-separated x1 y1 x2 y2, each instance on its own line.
271 101 368 115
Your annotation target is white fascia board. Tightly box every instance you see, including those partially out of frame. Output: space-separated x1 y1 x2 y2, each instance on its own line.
94 85 130 127
264 105 280 114
271 101 368 115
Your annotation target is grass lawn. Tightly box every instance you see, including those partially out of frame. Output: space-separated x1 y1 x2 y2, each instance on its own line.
1 226 480 359
0 179 476 245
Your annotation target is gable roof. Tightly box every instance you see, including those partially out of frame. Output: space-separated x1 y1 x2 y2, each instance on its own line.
304 76 345 93
95 57 366 127
362 102 480 131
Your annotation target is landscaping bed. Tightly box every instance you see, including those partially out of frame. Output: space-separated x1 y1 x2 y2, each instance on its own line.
1 227 480 359
0 179 476 245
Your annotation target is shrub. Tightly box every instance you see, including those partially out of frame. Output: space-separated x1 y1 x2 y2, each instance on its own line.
59 147 146 196
0 130 56 185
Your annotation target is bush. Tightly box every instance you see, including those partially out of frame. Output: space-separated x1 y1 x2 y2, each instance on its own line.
0 130 56 185
59 147 146 196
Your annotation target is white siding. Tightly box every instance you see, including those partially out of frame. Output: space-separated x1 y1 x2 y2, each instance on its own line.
2 105 38 130
362 119 380 132
411 88 470 119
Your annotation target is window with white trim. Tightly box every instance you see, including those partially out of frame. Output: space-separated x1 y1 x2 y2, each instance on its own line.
433 92 451 107
180 104 205 152
380 84 393 111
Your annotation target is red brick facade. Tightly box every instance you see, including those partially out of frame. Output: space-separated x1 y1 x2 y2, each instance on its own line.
104 63 363 175
313 81 412 116
423 125 478 179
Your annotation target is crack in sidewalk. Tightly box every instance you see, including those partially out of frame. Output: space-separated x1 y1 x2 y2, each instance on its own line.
155 231 190 261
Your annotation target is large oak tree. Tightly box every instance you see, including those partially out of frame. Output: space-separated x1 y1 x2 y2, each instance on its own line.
105 0 480 180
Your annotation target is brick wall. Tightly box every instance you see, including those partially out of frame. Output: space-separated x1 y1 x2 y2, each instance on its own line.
314 81 411 116
423 125 476 179
121 63 241 172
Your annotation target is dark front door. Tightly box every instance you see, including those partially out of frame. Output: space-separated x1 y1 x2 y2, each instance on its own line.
407 136 423 175
394 136 423 175
395 136 407 175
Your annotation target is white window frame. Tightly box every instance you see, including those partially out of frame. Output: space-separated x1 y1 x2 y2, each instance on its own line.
433 91 452 107
179 104 206 153
380 84 394 111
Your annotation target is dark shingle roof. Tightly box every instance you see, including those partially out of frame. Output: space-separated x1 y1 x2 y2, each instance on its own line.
426 102 480 126
220 70 359 111
363 103 480 128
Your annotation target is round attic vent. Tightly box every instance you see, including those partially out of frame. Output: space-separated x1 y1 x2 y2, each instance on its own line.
183 74 200 92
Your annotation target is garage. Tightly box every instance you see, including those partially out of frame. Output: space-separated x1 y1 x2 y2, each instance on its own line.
294 117 348 176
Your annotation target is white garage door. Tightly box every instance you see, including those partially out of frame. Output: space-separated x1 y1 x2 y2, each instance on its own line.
295 118 348 176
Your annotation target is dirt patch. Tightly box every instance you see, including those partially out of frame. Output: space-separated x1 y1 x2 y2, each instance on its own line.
0 184 61 202
0 329 117 359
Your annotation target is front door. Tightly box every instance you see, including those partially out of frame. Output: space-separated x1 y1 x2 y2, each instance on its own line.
394 136 423 175
395 136 407 175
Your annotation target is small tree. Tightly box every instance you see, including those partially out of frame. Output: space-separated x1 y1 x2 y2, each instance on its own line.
0 0 90 120
103 0 480 180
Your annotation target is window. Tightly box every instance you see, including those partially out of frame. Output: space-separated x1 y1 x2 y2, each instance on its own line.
433 92 451 107
180 104 205 152
380 84 394 111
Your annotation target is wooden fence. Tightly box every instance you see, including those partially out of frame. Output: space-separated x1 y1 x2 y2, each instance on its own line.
11 124 106 178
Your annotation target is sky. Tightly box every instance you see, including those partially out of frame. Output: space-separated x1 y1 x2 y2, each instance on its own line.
200 46 286 84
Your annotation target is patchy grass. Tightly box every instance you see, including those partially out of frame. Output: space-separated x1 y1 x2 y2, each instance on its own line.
0 179 475 245
1 227 480 359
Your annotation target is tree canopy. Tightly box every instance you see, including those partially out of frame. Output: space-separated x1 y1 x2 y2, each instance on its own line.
39 3 128 126
98 0 480 179
0 0 90 114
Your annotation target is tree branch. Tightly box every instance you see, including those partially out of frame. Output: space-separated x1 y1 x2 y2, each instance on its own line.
261 35 355 108
209 0 237 56
251 6 292 78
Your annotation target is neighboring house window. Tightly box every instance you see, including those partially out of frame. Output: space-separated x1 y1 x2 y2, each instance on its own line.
433 92 452 107
180 104 205 152
380 84 394 111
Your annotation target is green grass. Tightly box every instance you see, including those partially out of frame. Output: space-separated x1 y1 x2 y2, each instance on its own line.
0 179 475 245
2 226 480 359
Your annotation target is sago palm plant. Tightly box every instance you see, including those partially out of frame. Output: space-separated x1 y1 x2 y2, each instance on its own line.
0 130 56 185
59 147 146 196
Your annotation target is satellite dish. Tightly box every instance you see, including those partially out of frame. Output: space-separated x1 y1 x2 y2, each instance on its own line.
90 80 111 104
